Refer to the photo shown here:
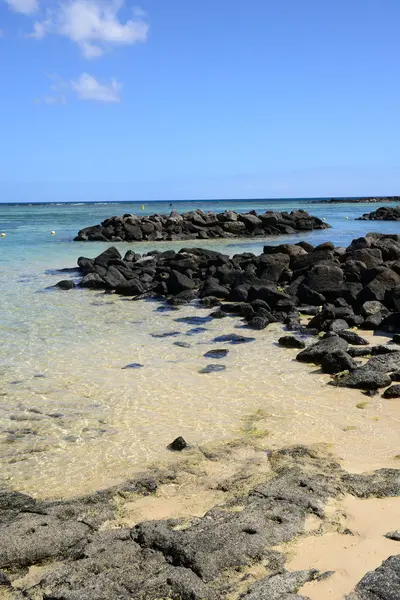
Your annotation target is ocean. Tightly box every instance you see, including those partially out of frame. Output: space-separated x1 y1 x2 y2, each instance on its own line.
1 198 399 500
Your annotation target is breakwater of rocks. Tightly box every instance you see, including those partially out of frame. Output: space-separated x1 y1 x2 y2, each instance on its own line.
74 208 330 242
317 196 400 204
57 231 400 398
358 205 400 221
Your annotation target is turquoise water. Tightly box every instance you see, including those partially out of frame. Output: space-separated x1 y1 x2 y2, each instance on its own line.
1 198 400 261
1 198 399 499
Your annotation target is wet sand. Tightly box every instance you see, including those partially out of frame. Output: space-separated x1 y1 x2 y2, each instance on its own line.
2 290 400 598
1 295 400 499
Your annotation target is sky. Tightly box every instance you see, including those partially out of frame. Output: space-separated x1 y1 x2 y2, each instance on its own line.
1 0 400 202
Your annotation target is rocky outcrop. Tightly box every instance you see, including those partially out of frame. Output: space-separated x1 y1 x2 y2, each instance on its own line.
1 444 399 599
60 232 400 396
74 209 330 242
357 205 400 221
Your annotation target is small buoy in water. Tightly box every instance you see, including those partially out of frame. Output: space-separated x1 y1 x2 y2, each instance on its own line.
1 232 5 237
345 216 349 220
141 204 145 210
50 230 56 235
322 217 326 221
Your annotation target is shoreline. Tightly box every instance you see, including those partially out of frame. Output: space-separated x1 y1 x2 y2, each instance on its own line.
1 433 399 599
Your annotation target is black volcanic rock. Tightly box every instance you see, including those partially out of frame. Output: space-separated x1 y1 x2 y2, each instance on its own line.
74 209 330 243
68 232 400 399
167 436 187 451
357 204 400 220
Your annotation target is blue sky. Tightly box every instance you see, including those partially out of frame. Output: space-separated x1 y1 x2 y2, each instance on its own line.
1 0 400 202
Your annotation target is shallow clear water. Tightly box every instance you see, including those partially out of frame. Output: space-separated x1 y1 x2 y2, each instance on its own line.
1 199 399 499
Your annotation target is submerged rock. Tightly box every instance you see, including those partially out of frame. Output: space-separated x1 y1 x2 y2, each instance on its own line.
278 336 306 349
55 280 75 290
213 333 256 345
331 370 392 390
203 349 229 359
199 364 227 374
151 331 181 338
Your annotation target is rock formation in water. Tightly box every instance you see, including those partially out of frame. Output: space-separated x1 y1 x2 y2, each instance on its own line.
74 208 330 242
317 196 400 204
1 444 399 599
357 205 400 221
60 232 400 396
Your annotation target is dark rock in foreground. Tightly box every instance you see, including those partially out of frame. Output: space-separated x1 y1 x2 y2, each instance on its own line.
74 208 330 243
358 205 400 221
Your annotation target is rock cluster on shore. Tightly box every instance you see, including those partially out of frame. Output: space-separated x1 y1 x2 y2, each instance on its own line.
73 208 330 242
357 205 400 221
57 231 400 396
1 444 399 599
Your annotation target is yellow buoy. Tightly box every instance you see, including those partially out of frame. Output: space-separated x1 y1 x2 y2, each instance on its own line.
1 232 5 237
141 204 145 210
345 216 349 220
50 230 56 235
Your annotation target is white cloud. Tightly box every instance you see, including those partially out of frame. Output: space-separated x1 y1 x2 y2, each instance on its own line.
27 0 148 58
81 40 103 58
26 19 47 38
43 94 67 104
5 0 38 15
71 73 121 102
